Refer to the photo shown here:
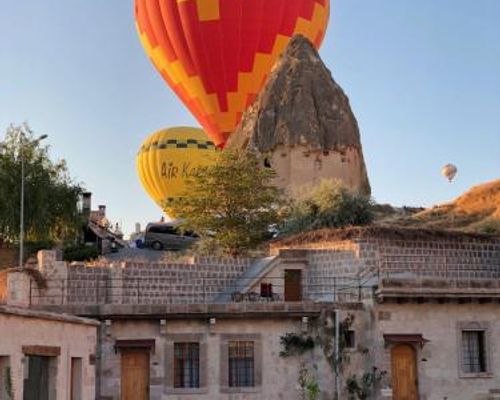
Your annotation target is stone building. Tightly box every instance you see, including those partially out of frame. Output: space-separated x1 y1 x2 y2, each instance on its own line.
3 227 500 399
0 305 98 400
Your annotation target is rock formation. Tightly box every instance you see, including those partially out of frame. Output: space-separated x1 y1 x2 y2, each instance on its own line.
227 35 371 196
379 179 500 234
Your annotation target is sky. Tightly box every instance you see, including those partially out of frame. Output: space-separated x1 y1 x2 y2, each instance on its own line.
1 1 499 235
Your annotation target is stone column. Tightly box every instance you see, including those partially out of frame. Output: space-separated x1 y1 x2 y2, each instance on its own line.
6 270 32 307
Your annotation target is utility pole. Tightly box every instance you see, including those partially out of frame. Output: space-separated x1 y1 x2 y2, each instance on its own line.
19 132 48 269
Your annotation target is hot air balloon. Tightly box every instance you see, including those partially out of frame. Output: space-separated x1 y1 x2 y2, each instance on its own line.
441 163 458 182
135 0 330 148
136 127 218 212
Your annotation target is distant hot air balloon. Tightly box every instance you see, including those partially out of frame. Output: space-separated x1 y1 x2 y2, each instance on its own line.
441 163 458 182
135 0 330 148
136 127 218 212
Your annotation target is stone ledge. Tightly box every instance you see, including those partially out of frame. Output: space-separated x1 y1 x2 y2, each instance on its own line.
376 278 500 302
32 301 362 319
0 304 100 326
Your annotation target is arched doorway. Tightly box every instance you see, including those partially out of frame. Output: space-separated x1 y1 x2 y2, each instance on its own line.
391 344 419 400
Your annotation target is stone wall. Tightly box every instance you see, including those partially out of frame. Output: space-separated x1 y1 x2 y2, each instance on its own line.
34 252 252 306
274 233 500 303
360 235 500 280
32 231 500 307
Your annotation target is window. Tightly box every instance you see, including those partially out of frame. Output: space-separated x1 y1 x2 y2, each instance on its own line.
149 225 178 235
344 330 356 349
260 283 273 299
174 343 200 388
166 334 207 394
228 341 255 387
220 334 261 393
461 331 486 373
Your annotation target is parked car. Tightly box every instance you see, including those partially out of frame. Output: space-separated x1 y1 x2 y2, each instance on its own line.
144 222 198 251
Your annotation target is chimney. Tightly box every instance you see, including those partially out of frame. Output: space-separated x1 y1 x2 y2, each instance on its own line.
135 223 141 234
98 205 106 217
82 192 92 217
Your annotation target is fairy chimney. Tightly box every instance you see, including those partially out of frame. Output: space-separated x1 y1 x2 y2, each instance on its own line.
227 35 371 196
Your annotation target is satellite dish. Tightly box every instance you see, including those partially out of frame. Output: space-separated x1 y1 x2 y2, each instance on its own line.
441 164 458 183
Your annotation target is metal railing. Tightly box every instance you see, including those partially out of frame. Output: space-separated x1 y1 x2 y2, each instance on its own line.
29 275 368 306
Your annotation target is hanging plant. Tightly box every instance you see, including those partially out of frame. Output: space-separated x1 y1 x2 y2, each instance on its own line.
297 361 321 400
279 333 316 358
346 367 387 400
5 366 13 400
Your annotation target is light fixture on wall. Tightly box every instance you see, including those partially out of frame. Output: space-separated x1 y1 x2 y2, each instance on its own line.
160 319 167 336
301 317 309 333
209 318 216 334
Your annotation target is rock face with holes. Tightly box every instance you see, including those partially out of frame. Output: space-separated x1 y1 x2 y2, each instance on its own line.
227 35 371 196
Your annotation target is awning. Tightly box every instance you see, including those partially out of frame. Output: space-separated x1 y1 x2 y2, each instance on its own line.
383 334 430 347
22 345 61 357
114 339 155 353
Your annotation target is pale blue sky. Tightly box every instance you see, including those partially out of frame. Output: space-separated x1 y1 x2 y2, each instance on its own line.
1 1 499 234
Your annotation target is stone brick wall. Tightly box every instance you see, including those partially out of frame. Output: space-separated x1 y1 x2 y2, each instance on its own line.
32 233 500 307
34 252 252 306
277 233 500 303
359 235 500 280
117 261 248 305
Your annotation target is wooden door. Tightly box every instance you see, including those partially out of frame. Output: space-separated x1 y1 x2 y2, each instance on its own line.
121 350 150 400
284 270 302 301
391 344 419 400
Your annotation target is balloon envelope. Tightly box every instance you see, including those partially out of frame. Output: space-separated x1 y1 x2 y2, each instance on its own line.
135 0 330 147
136 127 218 211
441 163 458 182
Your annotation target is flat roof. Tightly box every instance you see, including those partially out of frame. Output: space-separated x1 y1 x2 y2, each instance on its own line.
33 302 362 320
0 305 100 327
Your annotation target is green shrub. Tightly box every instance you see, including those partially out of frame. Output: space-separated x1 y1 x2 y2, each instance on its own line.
25 240 55 256
63 245 98 262
280 179 374 236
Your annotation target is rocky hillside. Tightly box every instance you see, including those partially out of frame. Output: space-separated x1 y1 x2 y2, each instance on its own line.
379 180 500 234
227 35 371 196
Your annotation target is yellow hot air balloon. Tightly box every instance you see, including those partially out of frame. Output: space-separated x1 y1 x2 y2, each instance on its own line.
136 127 217 212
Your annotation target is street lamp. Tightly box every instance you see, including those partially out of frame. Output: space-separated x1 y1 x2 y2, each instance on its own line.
19 133 48 268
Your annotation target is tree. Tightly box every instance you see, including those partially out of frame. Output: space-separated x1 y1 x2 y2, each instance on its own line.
0 123 84 245
167 150 284 255
280 179 374 236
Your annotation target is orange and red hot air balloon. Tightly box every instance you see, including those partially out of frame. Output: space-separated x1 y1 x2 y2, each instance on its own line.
135 0 330 148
